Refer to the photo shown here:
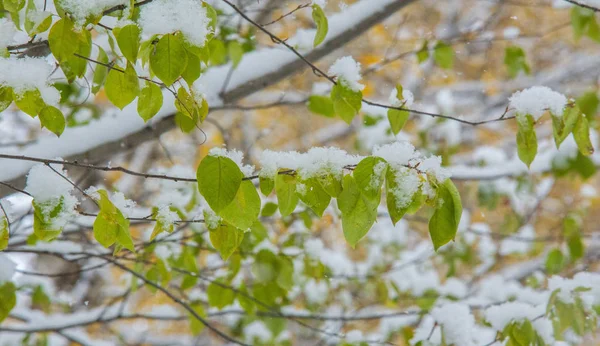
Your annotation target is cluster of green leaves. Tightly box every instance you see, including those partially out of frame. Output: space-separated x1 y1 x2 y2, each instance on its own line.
500 319 548 346
31 197 67 242
415 40 455 68
548 288 599 341
194 152 461 259
516 103 594 167
571 6 600 42
93 189 135 254
504 45 530 79
545 213 586 274
307 82 363 124
0 85 66 136
1 1 262 137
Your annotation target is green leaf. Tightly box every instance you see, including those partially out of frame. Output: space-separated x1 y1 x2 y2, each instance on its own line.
49 18 91 82
32 200 62 241
39 106 66 136
353 156 387 200
433 41 454 69
252 250 278 283
331 83 362 124
276 256 294 290
174 87 199 119
308 95 334 117
387 108 410 135
220 180 261 230
316 172 343 198
197 155 244 212
587 16 600 41
0 216 8 251
179 247 198 290
3 0 24 13
105 62 140 109
546 248 565 274
228 40 244 68
504 46 530 78
0 282 16 323
552 106 579 148
150 33 188 85
31 285 51 313
210 223 244 260
174 111 197 133
188 302 206 335
516 114 538 167
428 179 462 251
0 86 13 113
312 4 328 47
259 176 275 196
93 190 134 252
576 91 599 117
138 82 163 122
417 41 429 63
275 174 298 217
91 47 109 94
568 233 584 261
261 202 278 217
116 24 140 63
338 174 377 247
208 39 227 65
573 152 597 179
14 89 45 117
573 114 594 155
297 178 331 217
385 167 409 225
207 280 235 309
182 50 201 85
572 7 593 39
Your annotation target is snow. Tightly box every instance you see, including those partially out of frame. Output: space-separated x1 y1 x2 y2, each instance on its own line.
0 57 60 106
578 0 600 8
372 141 416 167
431 303 476 346
372 141 450 205
0 18 17 49
499 224 535 255
370 161 387 189
391 168 420 208
473 146 508 166
304 279 328 304
484 302 545 331
503 26 520 39
328 56 365 92
26 163 72 202
509 86 568 120
156 206 178 226
203 208 221 230
0 254 16 283
258 147 359 180
244 321 272 343
25 163 78 229
289 29 317 51
138 0 211 47
209 147 255 176
61 0 127 26
548 272 600 305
